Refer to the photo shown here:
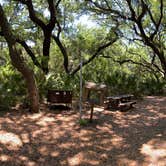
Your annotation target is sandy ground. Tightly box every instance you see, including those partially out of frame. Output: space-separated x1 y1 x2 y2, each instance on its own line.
0 96 165 166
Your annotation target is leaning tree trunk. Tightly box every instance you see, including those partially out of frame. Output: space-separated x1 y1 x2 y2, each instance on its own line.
0 5 39 112
9 45 39 112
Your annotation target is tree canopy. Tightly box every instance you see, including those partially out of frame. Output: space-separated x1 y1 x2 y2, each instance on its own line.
85 0 166 77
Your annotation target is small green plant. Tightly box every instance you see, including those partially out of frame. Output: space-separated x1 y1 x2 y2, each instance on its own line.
79 119 89 126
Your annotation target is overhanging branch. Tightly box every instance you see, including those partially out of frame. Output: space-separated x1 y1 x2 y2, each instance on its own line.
71 37 118 75
16 38 42 69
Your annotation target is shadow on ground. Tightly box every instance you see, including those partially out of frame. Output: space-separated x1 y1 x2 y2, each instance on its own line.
0 96 165 166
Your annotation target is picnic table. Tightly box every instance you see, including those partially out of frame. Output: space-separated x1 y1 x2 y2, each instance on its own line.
105 94 136 110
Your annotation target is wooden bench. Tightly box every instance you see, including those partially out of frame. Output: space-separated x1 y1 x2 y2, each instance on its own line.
119 101 136 110
47 90 72 107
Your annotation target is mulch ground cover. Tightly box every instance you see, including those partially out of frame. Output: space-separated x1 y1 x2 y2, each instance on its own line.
0 96 165 166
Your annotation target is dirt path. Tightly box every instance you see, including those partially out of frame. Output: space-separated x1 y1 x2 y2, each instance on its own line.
0 96 166 166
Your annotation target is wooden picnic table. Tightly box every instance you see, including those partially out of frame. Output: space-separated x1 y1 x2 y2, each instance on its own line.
106 94 133 101
105 94 136 110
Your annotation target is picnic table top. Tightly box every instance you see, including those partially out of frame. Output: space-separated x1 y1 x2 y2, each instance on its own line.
106 94 134 100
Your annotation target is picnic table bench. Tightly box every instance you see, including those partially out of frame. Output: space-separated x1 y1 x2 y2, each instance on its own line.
105 94 136 110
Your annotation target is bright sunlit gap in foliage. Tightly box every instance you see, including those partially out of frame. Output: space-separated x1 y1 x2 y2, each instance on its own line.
0 0 4 4
43 7 97 28
74 15 98 28
0 1 96 28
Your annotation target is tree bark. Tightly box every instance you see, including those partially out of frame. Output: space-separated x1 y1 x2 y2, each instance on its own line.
9 45 40 112
0 5 39 112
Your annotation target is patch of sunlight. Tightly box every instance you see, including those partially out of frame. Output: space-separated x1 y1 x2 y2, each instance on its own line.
156 97 166 102
158 113 166 118
0 154 12 161
117 154 139 166
30 113 43 120
100 138 112 148
140 139 166 165
60 160 68 165
32 130 42 138
100 153 108 160
18 155 29 161
111 134 124 148
146 96 155 99
0 131 22 150
68 152 84 166
146 104 155 109
60 117 75 122
38 146 49 156
36 117 55 126
156 134 162 137
80 136 90 141
67 121 76 126
4 118 14 123
79 129 92 135
94 107 104 112
85 150 101 165
18 159 37 166
114 118 129 127
59 142 75 149
86 159 100 165
59 123 72 129
97 125 113 133
26 161 36 166
21 133 30 143
128 114 140 120
51 151 59 157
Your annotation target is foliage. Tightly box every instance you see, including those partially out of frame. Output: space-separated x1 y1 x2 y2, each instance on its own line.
79 119 89 126
0 61 26 110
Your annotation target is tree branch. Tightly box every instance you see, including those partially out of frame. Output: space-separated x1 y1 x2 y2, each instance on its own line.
55 0 62 8
150 0 163 39
87 0 131 20
23 0 46 29
125 0 136 21
52 34 69 73
47 0 56 30
71 37 118 75
16 38 42 69
137 0 147 21
15 0 61 74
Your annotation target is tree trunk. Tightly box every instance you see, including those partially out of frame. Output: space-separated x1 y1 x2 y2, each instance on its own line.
6 45 39 112
9 45 39 112
0 5 39 112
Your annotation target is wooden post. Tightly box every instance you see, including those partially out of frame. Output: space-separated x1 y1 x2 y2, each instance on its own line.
79 49 83 120
89 103 94 123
